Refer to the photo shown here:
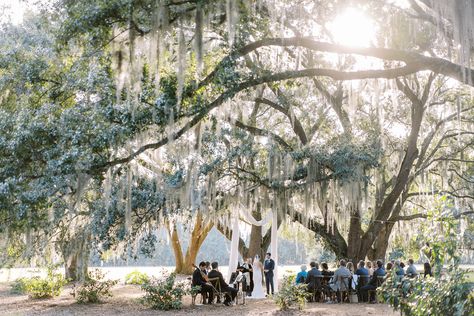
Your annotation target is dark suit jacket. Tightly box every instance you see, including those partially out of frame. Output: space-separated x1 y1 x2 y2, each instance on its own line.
264 259 275 275
208 269 229 290
305 268 322 289
192 268 207 287
369 267 386 286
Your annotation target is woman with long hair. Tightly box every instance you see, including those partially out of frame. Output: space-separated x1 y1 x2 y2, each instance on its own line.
250 255 266 298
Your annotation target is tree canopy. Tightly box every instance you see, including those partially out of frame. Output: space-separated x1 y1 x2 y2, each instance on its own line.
0 0 473 277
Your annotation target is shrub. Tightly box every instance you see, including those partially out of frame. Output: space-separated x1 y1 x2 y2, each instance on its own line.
379 197 474 316
141 272 187 310
125 270 149 285
10 277 28 294
71 269 118 303
273 275 310 310
23 267 67 299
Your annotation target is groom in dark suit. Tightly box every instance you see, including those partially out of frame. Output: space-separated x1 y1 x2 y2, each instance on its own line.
264 252 275 295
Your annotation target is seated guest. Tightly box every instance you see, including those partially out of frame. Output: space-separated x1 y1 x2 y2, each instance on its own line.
295 265 307 284
346 262 354 275
400 262 406 271
386 262 393 272
394 260 405 276
355 261 370 302
320 262 333 291
208 262 238 306
366 261 373 276
330 259 352 294
355 260 369 276
360 260 386 303
305 262 322 301
192 261 214 304
406 259 418 278
321 262 333 277
305 262 322 291
424 262 433 278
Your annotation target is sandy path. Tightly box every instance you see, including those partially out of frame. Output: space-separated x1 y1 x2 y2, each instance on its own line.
0 282 398 316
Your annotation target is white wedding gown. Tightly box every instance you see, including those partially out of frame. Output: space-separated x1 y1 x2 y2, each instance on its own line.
250 263 266 298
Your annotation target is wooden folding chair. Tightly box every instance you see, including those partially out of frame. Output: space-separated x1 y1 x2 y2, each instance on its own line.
338 276 351 303
207 277 224 304
368 276 385 303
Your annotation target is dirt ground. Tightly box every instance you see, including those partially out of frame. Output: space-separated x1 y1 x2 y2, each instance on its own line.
0 282 399 316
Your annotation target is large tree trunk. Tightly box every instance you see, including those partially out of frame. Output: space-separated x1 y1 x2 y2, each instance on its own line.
347 213 363 262
59 231 90 282
247 209 263 259
166 221 184 273
372 222 395 260
166 212 214 274
216 210 277 261
181 213 213 274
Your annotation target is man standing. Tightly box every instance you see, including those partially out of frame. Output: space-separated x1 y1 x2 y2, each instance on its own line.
264 252 275 295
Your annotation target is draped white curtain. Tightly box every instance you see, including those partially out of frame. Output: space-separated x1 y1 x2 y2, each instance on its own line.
226 206 279 292
227 211 240 282
271 208 278 291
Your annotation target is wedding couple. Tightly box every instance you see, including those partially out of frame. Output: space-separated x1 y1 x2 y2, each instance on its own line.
247 252 275 298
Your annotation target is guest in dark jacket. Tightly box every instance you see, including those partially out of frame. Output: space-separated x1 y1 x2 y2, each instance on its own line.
360 260 386 303
208 262 238 306
192 261 214 304
305 261 322 292
355 260 370 302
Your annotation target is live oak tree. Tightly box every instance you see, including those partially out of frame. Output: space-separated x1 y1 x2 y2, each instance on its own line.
1 0 474 274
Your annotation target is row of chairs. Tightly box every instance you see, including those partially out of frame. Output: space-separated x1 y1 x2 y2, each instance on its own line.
190 277 246 305
306 274 385 303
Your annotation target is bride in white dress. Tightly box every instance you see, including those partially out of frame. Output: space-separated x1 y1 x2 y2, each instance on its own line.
250 255 266 298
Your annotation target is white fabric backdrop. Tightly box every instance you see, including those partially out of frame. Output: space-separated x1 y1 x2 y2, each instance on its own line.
226 206 279 293
227 212 240 282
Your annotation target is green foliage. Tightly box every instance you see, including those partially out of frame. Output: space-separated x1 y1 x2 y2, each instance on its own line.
273 275 310 311
22 267 67 299
189 285 202 297
71 269 118 304
10 277 28 294
140 273 187 310
379 197 474 316
125 270 149 285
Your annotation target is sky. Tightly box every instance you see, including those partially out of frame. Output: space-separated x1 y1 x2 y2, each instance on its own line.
1 0 28 25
